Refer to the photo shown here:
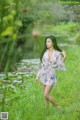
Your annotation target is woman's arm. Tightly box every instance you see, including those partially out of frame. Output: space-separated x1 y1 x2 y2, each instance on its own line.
55 51 66 71
60 50 66 62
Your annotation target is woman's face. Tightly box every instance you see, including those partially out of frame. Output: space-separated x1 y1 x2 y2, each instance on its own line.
46 38 53 48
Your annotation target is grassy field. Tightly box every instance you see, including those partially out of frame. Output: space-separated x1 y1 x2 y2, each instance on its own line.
0 45 80 120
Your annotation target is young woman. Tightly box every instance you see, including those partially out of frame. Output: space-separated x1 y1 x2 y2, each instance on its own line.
35 35 66 110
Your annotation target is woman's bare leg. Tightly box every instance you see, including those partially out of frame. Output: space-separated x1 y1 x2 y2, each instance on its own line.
44 85 61 109
42 84 49 108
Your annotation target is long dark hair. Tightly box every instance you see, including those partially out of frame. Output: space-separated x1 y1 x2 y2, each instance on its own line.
40 35 63 62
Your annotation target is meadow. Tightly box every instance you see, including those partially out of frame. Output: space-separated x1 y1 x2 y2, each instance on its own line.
0 44 80 120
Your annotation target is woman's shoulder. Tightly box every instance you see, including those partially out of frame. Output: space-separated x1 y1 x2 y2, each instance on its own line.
55 50 62 57
55 50 61 55
44 49 48 54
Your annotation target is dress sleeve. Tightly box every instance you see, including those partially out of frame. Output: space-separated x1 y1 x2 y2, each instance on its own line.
56 52 66 71
36 62 42 79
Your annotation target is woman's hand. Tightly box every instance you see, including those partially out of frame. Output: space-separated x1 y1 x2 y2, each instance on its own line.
35 78 39 84
61 50 66 61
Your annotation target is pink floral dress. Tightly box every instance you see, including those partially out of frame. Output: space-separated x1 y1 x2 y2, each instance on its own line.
36 49 66 86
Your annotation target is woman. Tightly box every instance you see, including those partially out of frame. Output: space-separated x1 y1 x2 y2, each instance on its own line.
35 35 66 110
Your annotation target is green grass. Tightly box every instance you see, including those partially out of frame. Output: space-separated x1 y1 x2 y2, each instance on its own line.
0 45 80 120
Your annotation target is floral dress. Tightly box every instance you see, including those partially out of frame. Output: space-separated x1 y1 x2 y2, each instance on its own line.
36 49 66 86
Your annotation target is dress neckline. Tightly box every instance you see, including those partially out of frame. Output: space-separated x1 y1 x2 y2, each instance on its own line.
47 49 56 61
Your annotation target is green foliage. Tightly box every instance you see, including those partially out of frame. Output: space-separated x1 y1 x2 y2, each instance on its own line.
0 0 80 72
40 22 78 36
75 33 80 44
0 0 36 71
0 0 20 71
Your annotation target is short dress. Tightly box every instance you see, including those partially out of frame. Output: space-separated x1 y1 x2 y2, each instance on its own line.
36 49 66 86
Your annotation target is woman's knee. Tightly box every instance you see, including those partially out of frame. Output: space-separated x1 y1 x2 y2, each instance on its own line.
44 93 49 99
44 85 53 99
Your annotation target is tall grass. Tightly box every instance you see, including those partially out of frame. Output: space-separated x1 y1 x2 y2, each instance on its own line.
0 45 80 120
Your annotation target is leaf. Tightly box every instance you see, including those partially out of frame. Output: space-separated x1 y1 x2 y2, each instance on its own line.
1 26 13 36
15 20 22 27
